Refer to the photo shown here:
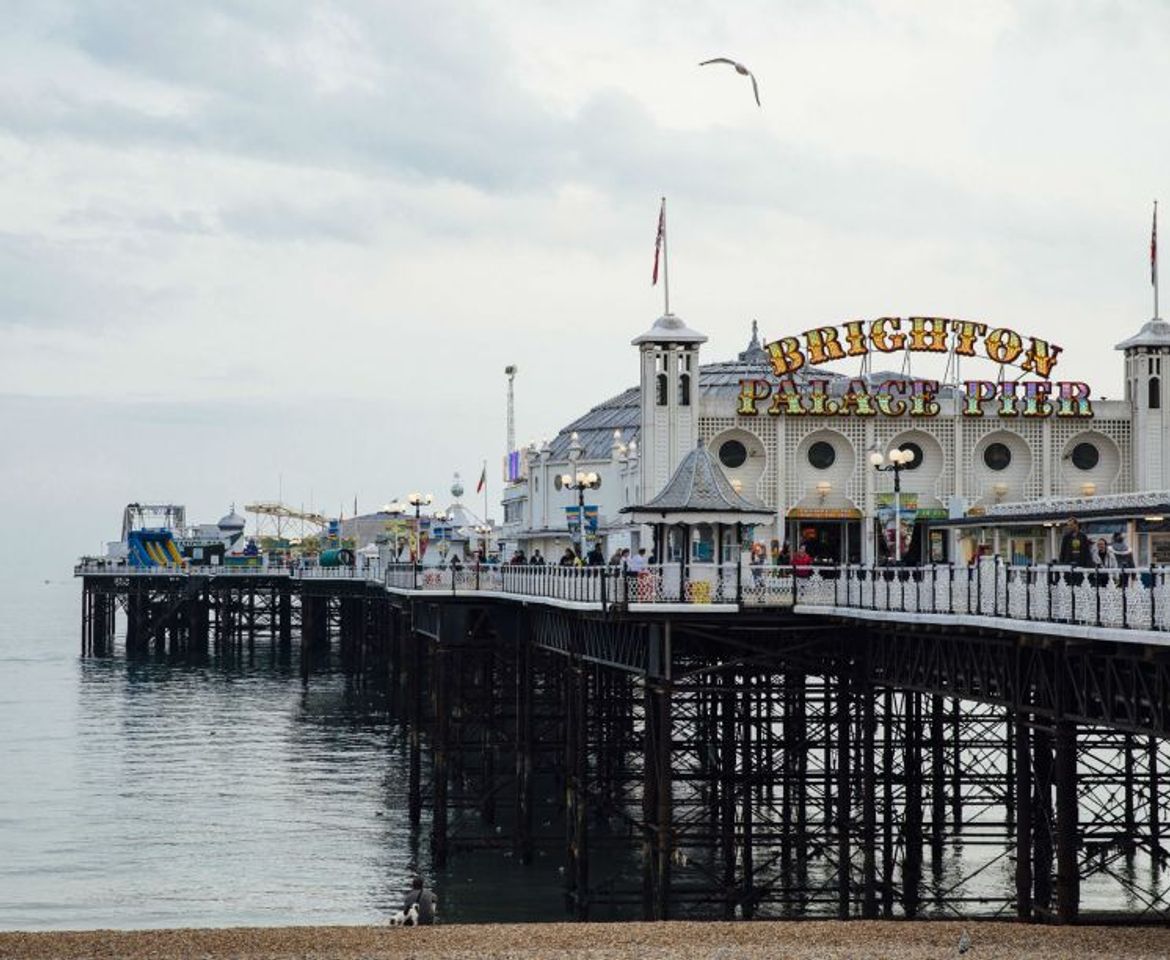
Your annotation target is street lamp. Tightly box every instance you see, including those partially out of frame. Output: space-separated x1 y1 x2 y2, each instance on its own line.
383 500 408 561
472 523 493 562
561 468 601 560
406 492 433 568
870 447 914 563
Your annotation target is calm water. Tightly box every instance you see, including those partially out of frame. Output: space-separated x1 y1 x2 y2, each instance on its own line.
3 579 1164 929
0 579 563 930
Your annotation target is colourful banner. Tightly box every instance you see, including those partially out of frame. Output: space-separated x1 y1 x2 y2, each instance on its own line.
875 493 917 561
565 505 599 535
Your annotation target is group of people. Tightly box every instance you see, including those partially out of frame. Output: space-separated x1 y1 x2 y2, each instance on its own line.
1059 517 1135 575
552 545 655 570
748 540 813 580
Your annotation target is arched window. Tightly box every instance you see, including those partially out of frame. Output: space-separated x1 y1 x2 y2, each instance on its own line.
1150 376 1161 410
678 373 691 406
656 373 668 406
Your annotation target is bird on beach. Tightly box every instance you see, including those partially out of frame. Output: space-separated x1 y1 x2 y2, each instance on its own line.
699 58 761 106
958 928 972 954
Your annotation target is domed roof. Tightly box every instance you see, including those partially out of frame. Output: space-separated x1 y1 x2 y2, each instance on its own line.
623 440 773 522
631 312 708 346
1116 317 1170 351
218 508 246 530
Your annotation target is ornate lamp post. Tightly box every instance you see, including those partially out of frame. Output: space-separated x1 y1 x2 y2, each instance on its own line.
869 447 914 562
561 431 601 560
383 500 408 561
406 492 433 569
472 523 493 562
561 473 601 561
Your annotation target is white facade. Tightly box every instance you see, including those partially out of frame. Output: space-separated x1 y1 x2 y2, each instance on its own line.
499 311 1170 565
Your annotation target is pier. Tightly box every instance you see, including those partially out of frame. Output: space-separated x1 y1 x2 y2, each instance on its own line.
76 559 1170 922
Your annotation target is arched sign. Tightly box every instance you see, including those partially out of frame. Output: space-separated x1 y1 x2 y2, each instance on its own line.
737 317 1093 419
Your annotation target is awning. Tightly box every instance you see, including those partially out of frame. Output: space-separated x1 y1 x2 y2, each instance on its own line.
929 500 1170 529
786 507 862 520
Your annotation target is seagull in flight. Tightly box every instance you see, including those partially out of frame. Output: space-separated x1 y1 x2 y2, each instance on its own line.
699 58 760 107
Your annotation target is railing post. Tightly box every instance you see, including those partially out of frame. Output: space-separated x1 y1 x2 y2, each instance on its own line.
1122 569 1128 628
1151 565 1158 631
1095 566 1102 627
736 557 743 606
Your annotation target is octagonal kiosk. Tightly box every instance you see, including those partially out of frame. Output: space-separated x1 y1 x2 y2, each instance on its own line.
621 440 773 603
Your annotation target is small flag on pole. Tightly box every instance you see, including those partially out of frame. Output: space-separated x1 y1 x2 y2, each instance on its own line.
652 198 666 285
1153 201 1159 286
476 461 487 494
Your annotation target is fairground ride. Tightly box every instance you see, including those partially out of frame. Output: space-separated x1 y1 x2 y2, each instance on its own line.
244 502 329 541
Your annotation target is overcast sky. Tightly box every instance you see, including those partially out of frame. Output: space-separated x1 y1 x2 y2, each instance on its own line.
2 0 1169 580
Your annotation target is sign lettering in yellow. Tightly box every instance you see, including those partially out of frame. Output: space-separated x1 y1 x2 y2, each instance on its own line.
739 318 1091 419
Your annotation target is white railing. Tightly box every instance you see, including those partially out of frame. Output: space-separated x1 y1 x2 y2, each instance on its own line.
795 560 1170 634
76 556 1170 634
74 560 294 577
382 561 789 607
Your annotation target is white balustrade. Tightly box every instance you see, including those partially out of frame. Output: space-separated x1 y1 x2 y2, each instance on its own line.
76 555 1170 635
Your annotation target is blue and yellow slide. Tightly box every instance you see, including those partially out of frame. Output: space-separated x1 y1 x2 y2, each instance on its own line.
127 530 186 568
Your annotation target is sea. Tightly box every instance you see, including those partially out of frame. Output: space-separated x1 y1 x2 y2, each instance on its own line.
2 576 1164 929
0 576 565 930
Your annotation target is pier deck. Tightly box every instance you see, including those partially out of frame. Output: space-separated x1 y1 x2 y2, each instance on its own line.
74 559 1170 922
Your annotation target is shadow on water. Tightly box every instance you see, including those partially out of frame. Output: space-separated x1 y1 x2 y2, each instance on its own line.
0 637 587 930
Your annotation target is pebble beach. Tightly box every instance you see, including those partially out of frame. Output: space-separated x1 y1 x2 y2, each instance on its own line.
4 921 1170 960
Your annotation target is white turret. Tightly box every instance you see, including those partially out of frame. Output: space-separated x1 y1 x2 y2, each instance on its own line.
1117 317 1170 488
632 312 707 501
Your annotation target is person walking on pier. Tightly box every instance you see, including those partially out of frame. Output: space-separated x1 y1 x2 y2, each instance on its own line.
402 876 437 926
1111 531 1135 586
1059 517 1092 567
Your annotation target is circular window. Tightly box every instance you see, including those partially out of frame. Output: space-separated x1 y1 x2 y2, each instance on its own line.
808 441 836 470
718 439 747 469
983 442 1012 472
898 442 923 470
1071 442 1100 471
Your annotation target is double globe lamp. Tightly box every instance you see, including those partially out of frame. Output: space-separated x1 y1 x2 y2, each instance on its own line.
384 493 434 566
561 469 601 559
869 447 914 562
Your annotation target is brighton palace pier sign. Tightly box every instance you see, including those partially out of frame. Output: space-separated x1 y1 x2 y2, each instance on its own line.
737 317 1093 419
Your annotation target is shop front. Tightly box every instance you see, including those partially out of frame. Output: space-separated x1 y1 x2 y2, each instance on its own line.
785 510 862 564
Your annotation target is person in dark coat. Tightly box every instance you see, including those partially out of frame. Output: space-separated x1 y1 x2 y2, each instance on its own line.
403 875 437 925
1059 518 1092 567
586 543 605 566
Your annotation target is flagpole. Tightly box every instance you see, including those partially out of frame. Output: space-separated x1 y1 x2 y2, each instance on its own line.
1155 199 1160 320
661 196 670 315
